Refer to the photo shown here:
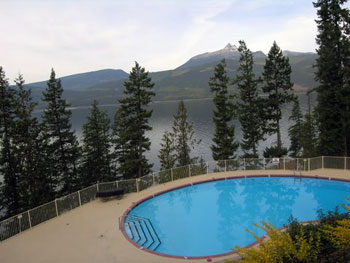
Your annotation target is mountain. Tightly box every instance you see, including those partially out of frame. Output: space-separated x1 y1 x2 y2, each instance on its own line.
282 50 316 57
24 69 129 108
26 69 128 91
25 45 318 108
177 43 266 70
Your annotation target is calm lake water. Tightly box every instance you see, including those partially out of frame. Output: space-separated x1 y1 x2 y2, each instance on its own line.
34 97 310 171
0 95 313 183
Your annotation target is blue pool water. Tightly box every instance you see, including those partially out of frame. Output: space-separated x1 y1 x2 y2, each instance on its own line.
125 177 350 257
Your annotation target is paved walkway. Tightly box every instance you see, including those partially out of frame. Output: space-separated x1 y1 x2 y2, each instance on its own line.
0 169 349 263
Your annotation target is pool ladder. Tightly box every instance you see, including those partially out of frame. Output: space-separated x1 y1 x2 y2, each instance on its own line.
124 215 161 251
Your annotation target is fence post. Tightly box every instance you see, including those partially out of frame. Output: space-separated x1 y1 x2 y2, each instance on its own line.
244 159 246 170
189 165 191 177
116 181 119 189
136 179 139 192
78 191 82 206
263 158 266 170
225 160 227 172
308 158 311 171
296 158 299 171
17 215 22 233
345 157 347 171
55 199 59 217
206 162 209 174
322 156 324 169
171 168 174 181
283 158 286 170
96 182 99 191
152 173 155 185
28 210 32 228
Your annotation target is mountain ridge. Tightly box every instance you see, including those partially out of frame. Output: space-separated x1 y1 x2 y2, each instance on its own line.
25 69 128 91
22 44 318 108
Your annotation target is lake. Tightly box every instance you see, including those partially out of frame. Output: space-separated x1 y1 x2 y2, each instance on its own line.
41 95 313 171
0 94 314 182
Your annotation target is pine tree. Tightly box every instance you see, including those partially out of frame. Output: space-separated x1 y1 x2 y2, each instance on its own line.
300 93 319 157
112 62 155 179
0 67 19 217
235 41 265 158
158 131 175 170
300 112 319 157
313 0 350 156
288 98 303 157
171 100 200 166
12 74 51 209
80 100 114 187
209 59 238 160
112 108 129 177
42 69 80 195
262 41 294 157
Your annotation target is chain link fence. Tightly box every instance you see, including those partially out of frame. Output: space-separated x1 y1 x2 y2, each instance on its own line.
0 156 348 242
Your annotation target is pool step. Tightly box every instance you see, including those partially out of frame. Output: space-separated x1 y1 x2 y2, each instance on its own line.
124 215 161 251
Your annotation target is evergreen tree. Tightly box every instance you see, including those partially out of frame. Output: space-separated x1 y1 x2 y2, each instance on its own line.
300 112 319 157
313 0 350 156
288 98 303 157
12 75 51 209
262 41 294 156
235 41 265 158
0 67 19 217
158 131 175 170
112 108 129 177
171 100 200 166
42 69 80 195
209 59 238 160
80 100 114 187
112 62 155 179
300 92 319 157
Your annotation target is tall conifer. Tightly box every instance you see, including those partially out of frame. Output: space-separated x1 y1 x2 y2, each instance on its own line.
171 100 200 166
288 98 303 157
300 92 319 157
12 75 51 208
42 69 80 195
262 41 294 156
158 131 175 170
313 0 350 156
300 113 319 157
209 59 238 160
113 62 154 179
235 41 265 158
0 67 19 217
81 100 114 187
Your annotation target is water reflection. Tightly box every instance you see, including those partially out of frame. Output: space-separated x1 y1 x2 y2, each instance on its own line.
127 177 350 257
214 178 298 248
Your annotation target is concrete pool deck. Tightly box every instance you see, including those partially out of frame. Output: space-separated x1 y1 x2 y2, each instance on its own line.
0 169 349 263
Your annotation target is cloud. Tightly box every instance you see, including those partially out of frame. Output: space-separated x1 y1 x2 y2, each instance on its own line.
0 0 320 83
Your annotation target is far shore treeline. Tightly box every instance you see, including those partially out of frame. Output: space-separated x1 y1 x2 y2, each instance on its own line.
0 0 350 221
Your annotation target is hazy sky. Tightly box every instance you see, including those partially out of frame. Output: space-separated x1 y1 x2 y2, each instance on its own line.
0 0 326 83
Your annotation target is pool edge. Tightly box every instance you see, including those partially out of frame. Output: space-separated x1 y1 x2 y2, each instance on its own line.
120 174 350 260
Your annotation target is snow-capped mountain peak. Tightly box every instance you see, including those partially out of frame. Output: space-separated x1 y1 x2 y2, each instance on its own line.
223 43 238 51
177 42 266 69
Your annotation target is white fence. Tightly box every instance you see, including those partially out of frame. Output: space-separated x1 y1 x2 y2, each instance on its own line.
0 156 348 242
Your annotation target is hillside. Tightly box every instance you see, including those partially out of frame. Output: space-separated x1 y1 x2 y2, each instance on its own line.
25 45 318 108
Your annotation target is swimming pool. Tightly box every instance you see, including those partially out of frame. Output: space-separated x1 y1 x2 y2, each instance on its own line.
123 176 350 258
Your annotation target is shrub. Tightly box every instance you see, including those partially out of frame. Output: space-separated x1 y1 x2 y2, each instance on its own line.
234 222 320 263
263 146 288 158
